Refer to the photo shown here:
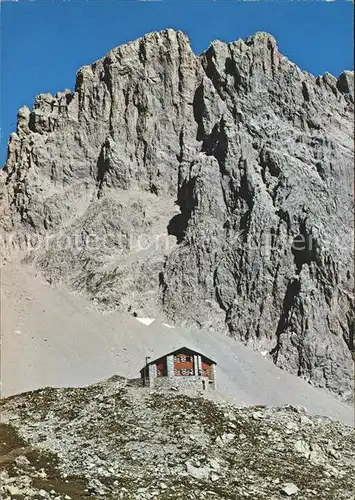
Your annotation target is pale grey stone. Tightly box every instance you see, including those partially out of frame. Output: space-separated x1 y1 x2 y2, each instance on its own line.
186 462 210 480
208 458 221 470
4 485 21 496
294 439 310 458
210 472 220 482
280 483 299 496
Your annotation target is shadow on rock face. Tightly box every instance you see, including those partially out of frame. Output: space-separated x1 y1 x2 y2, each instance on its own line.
167 212 189 244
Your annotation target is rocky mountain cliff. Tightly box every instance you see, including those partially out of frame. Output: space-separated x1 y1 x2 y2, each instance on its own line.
1 379 354 500
1 30 354 401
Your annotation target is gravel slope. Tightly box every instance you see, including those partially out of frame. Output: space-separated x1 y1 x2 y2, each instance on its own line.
1 261 353 426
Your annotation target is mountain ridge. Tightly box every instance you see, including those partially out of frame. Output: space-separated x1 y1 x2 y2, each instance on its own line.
1 378 355 499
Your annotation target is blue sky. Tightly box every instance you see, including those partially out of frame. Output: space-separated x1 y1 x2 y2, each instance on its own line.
1 1 353 166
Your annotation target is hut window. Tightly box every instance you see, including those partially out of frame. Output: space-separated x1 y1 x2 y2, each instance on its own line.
174 354 193 362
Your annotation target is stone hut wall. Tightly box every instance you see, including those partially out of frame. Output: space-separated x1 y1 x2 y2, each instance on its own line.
152 375 211 391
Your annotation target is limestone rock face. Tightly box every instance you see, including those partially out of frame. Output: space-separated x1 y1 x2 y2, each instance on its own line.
1 30 354 401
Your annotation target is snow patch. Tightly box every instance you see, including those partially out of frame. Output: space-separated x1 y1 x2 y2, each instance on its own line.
135 317 155 326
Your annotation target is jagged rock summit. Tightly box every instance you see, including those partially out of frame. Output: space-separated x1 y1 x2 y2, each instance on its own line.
1 30 354 402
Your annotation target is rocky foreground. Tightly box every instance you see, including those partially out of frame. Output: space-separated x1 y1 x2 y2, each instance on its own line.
1 378 354 500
